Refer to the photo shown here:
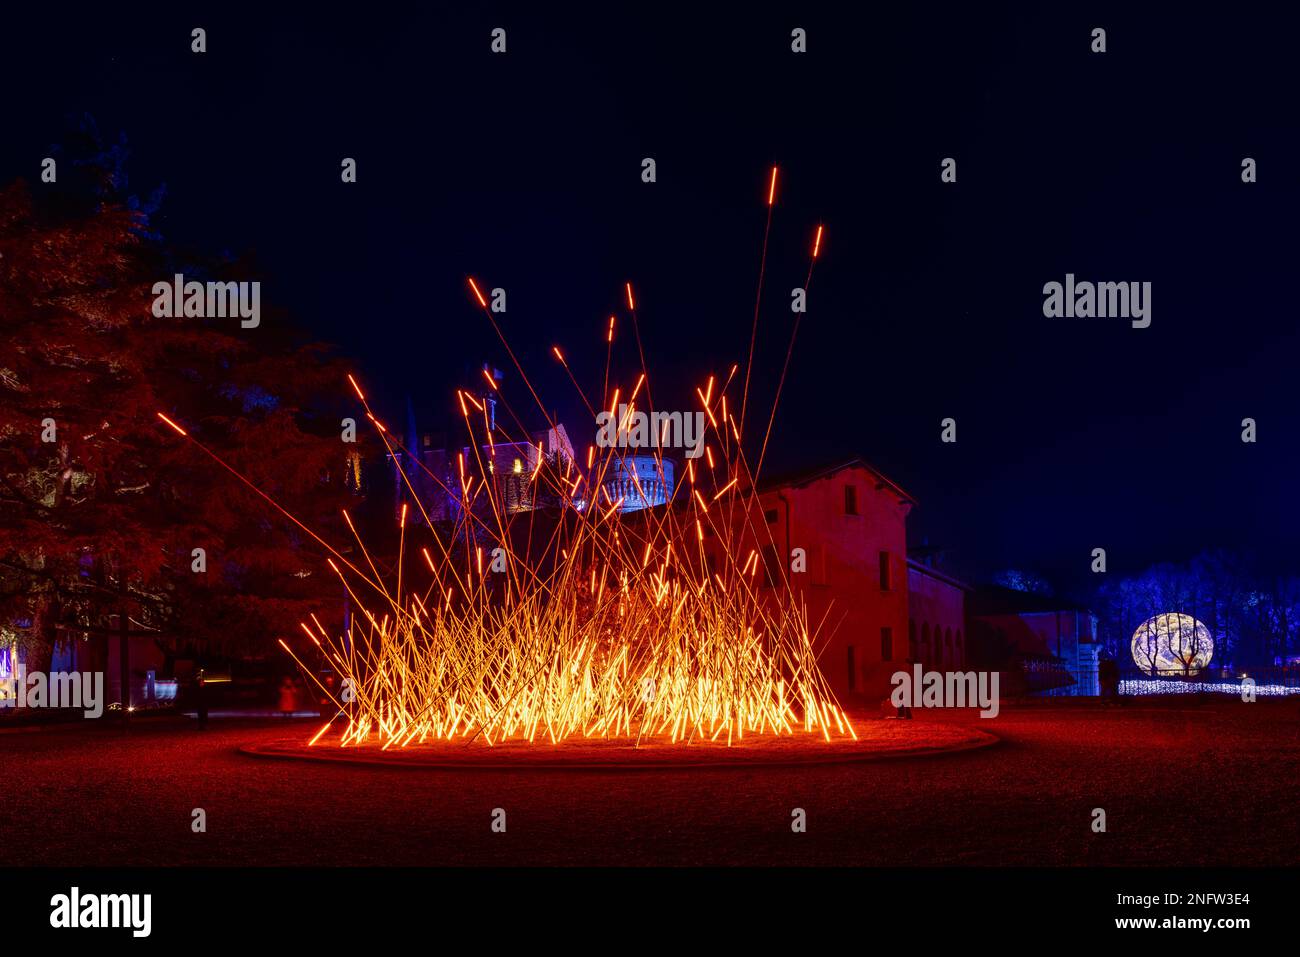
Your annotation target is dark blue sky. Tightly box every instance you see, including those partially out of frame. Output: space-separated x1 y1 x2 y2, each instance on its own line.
5 4 1297 588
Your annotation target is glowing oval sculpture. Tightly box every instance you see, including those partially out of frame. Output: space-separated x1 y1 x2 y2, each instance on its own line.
1130 613 1214 677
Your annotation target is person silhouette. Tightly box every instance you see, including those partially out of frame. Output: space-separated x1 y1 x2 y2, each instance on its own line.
278 675 297 717
196 668 209 730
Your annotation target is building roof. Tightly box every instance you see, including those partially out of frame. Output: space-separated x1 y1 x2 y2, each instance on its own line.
757 457 916 504
906 559 974 592
967 584 1092 616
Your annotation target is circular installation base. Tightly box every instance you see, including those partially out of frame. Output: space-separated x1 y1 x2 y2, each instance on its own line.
240 720 998 770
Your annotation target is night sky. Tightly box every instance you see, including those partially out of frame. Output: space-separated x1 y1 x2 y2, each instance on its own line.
5 5 1297 590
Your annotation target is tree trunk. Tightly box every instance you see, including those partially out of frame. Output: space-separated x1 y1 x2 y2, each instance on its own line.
118 605 130 727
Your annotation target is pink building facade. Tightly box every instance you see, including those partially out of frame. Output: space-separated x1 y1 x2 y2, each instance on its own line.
750 459 914 701
906 560 970 671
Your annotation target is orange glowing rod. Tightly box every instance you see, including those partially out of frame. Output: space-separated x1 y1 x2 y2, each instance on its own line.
156 414 380 591
607 315 616 342
812 224 824 259
156 412 187 436
696 388 718 428
347 373 365 400
625 282 635 310
308 723 332 747
468 277 488 307
768 166 778 206
481 368 498 391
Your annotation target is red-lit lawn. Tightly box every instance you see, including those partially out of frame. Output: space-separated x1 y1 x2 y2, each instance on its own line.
3 699 1296 866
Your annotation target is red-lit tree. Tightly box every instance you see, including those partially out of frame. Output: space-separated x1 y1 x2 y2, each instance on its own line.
0 135 366 693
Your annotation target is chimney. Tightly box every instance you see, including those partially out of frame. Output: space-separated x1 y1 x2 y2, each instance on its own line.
482 363 503 431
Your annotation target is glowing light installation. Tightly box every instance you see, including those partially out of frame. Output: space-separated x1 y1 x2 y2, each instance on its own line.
1119 678 1299 697
160 170 853 748
1130 613 1214 677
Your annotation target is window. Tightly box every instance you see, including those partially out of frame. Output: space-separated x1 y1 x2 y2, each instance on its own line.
844 484 858 515
880 627 893 662
764 508 778 524
878 551 891 590
846 646 857 692
762 544 784 588
799 544 817 585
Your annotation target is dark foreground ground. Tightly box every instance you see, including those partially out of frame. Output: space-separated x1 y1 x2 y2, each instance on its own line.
3 699 1297 865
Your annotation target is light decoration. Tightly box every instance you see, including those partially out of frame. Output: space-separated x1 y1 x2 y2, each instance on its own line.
1130 612 1215 677
1118 678 1298 697
161 168 848 749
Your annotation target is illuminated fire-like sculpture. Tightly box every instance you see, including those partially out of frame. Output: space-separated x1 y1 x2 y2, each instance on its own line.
160 168 855 747
1130 613 1214 677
